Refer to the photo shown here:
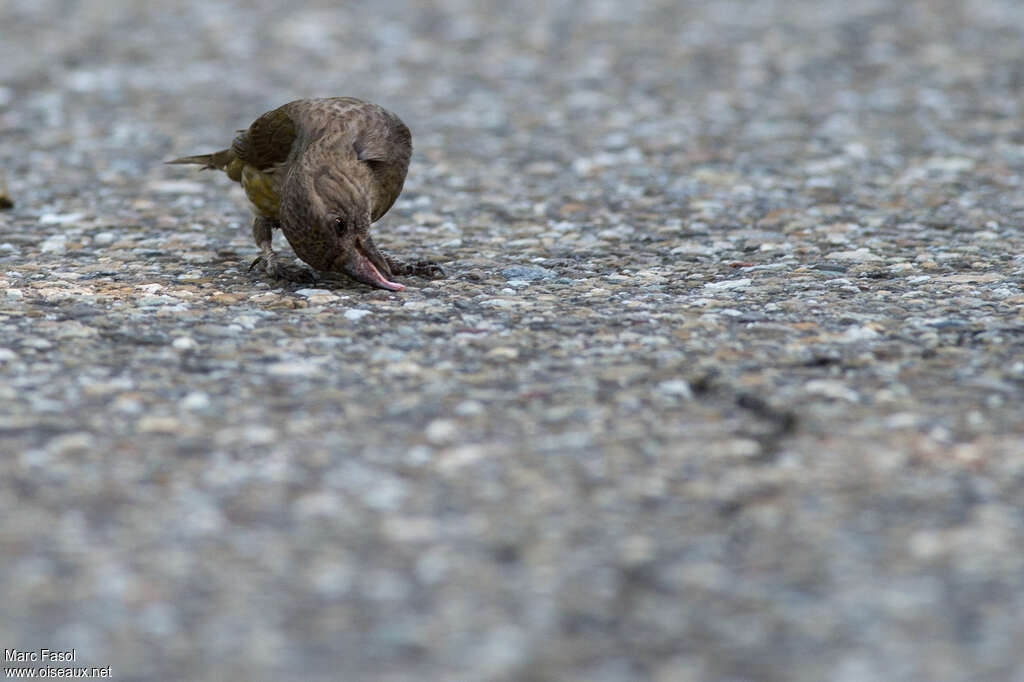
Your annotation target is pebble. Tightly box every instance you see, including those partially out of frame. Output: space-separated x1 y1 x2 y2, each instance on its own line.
39 235 68 254
704 278 752 290
146 180 207 194
46 432 96 455
837 326 881 343
500 265 556 281
826 248 883 262
424 419 459 445
343 309 371 321
657 379 693 398
180 391 211 411
453 400 485 417
486 347 519 359
805 380 861 402
136 416 183 434
723 438 763 458
266 361 321 377
39 213 86 226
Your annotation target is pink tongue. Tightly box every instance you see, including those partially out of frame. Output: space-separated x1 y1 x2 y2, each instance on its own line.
365 258 405 291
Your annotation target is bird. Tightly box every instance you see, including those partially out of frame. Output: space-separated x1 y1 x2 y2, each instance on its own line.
167 97 442 290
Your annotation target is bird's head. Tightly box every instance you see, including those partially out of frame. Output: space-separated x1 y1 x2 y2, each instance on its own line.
281 156 405 291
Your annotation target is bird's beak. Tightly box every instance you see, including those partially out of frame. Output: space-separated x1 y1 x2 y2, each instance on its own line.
340 235 405 291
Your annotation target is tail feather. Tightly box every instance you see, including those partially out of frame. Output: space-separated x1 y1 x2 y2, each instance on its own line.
165 149 234 170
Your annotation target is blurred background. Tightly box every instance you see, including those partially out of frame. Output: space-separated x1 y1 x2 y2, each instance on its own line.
5 0 1022 213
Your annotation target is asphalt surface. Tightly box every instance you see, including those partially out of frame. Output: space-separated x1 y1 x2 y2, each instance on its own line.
2 1 1024 680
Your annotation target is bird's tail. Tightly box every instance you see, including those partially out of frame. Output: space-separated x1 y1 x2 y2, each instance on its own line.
165 149 234 171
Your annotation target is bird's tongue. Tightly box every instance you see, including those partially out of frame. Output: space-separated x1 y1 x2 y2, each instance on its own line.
364 258 404 291
355 247 404 291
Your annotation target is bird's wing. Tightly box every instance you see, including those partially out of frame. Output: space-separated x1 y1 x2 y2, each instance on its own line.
353 109 412 222
230 105 297 171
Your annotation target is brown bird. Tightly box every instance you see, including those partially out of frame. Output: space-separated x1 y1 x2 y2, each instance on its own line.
168 97 441 290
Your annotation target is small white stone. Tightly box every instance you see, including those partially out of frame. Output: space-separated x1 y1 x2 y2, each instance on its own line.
425 419 459 444
704 278 751 290
39 236 67 254
39 213 86 226
171 336 198 350
242 425 278 445
136 415 182 434
364 477 406 511
437 444 486 472
454 400 485 417
838 325 880 343
138 295 176 307
267 360 320 377
724 438 763 458
826 248 882 262
180 391 211 411
146 180 207 194
295 288 333 297
412 211 443 225
92 231 117 245
19 448 52 468
47 432 96 455
670 242 715 256
344 309 371 321
112 396 144 414
5 288 23 299
619 534 655 566
657 379 693 398
805 380 860 402
480 298 516 308
923 156 974 173
404 445 434 465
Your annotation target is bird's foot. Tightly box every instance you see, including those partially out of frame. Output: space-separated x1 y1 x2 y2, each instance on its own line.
249 251 317 283
385 256 446 279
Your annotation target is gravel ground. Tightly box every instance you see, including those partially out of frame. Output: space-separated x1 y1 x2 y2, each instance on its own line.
3 1 1024 680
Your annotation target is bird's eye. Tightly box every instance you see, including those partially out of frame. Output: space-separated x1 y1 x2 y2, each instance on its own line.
334 217 347 231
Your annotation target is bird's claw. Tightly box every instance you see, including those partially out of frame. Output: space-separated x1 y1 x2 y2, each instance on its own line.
386 258 446 279
250 253 317 283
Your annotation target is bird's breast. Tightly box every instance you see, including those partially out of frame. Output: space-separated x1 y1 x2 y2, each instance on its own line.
241 165 281 218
